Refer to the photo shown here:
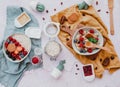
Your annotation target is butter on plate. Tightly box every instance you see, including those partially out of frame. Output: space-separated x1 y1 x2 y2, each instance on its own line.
14 12 31 28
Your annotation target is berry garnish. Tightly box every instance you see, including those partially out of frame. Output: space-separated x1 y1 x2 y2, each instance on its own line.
89 29 94 33
79 43 84 48
8 53 12 58
6 50 10 55
32 57 39 64
12 39 16 43
80 49 86 53
23 51 28 56
87 48 93 53
12 53 16 57
74 39 78 43
15 42 19 46
95 37 99 41
79 29 84 34
5 42 9 48
22 47 25 51
16 55 21 60
8 36 13 41
79 36 84 41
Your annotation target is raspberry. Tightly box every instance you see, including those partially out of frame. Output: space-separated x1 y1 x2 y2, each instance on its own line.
5 42 9 48
89 29 94 33
12 53 16 57
23 51 28 56
15 42 19 46
79 36 84 41
22 47 25 52
32 57 39 64
95 37 99 41
16 56 21 60
8 36 13 41
12 39 16 43
79 29 84 34
87 48 93 53
79 43 84 48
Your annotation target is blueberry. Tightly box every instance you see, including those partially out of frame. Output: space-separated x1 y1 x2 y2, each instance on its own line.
6 50 10 55
8 53 12 58
74 39 78 43
79 49 86 53
19 52 24 58
20 54 24 58
11 57 16 61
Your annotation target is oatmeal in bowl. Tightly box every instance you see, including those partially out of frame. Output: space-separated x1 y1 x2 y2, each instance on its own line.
72 27 104 55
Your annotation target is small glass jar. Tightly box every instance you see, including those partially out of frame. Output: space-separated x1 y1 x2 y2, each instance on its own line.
44 40 62 61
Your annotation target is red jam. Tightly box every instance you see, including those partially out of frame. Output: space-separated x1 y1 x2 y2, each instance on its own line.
83 65 93 76
32 56 40 64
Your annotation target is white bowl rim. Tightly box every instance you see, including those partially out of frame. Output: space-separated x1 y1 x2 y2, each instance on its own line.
72 27 104 56
3 33 31 63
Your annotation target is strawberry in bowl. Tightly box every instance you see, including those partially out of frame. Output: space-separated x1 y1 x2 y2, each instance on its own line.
3 33 31 63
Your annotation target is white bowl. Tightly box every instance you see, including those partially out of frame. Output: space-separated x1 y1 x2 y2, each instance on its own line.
3 33 31 63
72 27 104 56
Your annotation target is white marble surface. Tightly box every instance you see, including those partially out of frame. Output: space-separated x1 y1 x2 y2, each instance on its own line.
0 0 120 87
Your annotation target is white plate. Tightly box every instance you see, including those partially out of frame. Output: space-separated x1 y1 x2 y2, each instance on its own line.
72 27 104 55
3 33 31 63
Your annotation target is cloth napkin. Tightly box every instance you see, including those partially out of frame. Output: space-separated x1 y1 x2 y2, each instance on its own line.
0 6 42 87
51 5 120 78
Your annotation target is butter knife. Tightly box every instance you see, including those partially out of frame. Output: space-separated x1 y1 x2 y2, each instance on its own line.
108 0 114 35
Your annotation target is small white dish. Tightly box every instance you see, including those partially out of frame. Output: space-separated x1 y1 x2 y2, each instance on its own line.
25 27 41 39
81 64 95 82
14 12 31 28
43 22 60 38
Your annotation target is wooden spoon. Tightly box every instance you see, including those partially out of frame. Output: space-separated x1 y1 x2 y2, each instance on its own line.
108 0 114 35
85 41 110 52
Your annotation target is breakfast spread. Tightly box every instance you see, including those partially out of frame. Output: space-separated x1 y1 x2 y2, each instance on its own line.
3 34 31 62
0 2 120 87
